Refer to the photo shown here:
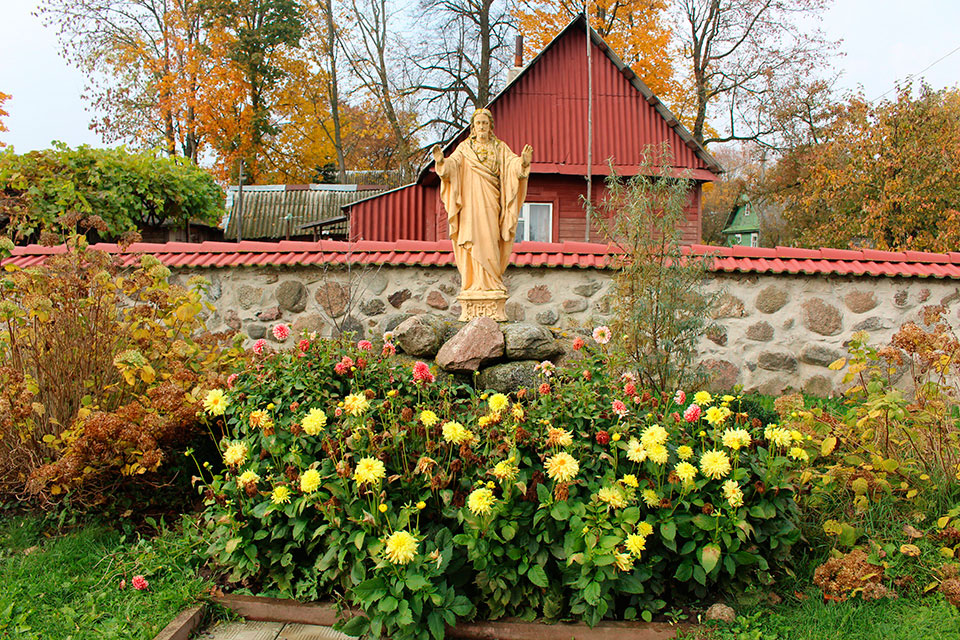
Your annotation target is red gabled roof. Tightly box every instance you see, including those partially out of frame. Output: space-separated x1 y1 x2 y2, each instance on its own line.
417 13 721 184
6 241 960 279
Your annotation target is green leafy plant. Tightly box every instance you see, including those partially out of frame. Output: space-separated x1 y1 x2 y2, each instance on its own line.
0 143 224 242
198 328 807 630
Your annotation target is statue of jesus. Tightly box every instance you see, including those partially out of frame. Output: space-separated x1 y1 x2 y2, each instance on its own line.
432 108 533 321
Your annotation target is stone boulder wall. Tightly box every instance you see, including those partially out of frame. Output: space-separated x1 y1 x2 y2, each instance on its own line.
177 263 960 398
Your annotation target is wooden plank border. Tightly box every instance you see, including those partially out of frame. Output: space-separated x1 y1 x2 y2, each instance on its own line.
210 594 690 640
153 605 205 640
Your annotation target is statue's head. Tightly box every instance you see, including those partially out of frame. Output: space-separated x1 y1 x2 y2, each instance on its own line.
469 109 495 139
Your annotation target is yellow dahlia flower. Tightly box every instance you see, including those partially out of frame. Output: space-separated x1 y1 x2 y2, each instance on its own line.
545 452 579 482
467 487 496 515
647 444 669 465
677 445 694 460
301 408 327 436
353 457 386 485
488 393 510 413
675 461 697 483
615 552 634 571
721 428 751 450
597 486 627 508
693 391 712 406
637 522 655 537
546 427 573 448
492 460 519 481
203 389 229 416
271 485 291 504
343 393 369 416
641 489 660 507
384 530 418 565
722 479 744 508
625 534 646 558
766 426 793 448
700 450 732 480
789 447 809 462
238 470 260 486
300 468 321 493
640 424 668 448
626 438 647 463
248 409 273 431
223 441 248 467
704 406 727 426
620 473 639 488
442 421 473 444
419 409 439 427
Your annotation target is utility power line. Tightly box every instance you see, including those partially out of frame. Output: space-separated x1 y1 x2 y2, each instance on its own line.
874 41 960 101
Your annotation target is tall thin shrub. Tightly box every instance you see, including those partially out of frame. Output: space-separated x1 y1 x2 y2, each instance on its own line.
593 144 719 394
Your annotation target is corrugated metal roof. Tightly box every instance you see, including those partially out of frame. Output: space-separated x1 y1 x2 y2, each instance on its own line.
223 185 384 239
418 13 721 182
7 241 960 279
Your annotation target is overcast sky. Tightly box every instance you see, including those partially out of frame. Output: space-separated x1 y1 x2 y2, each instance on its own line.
1 0 958 152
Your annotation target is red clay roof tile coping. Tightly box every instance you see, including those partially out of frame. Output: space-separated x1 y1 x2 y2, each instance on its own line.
6 240 960 279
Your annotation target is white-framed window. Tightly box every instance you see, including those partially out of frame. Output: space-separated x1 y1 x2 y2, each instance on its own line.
734 233 742 244
750 233 758 247
517 203 553 242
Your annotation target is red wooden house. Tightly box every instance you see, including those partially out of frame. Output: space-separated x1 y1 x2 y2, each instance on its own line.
344 15 721 245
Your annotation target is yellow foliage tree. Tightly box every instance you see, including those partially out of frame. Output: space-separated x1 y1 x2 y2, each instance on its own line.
0 92 9 146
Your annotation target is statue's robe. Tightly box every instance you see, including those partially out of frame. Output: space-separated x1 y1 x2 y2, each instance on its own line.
437 138 529 292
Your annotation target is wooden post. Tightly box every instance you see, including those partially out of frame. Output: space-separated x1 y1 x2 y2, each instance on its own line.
236 159 244 243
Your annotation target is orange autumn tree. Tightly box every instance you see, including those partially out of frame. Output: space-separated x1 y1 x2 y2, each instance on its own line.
771 84 960 252
513 1 686 115
40 0 249 167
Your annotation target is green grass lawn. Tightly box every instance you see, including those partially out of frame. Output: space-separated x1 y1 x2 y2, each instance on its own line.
1 510 957 640
0 514 212 639
689 591 960 640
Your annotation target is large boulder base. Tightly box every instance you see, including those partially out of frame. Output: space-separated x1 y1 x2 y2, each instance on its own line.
476 360 539 393
436 317 505 372
502 323 562 360
394 315 445 358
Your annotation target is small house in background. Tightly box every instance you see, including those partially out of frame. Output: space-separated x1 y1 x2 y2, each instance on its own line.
223 184 386 241
344 14 721 245
722 196 760 247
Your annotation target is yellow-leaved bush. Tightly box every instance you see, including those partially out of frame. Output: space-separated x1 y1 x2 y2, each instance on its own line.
0 232 244 505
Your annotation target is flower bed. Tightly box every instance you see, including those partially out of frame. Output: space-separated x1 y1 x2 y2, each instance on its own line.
197 329 807 639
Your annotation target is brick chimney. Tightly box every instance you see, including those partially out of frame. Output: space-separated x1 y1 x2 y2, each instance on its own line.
506 35 523 84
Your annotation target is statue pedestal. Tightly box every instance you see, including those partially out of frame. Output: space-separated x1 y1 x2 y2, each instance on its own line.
457 291 508 322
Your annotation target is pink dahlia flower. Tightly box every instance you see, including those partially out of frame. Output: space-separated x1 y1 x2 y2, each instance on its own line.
592 325 611 344
131 575 149 591
612 400 629 417
413 361 435 383
252 338 267 355
683 404 702 423
272 324 290 341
